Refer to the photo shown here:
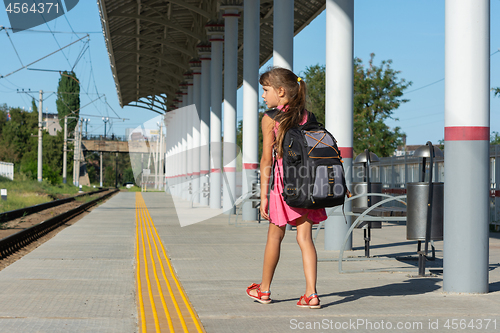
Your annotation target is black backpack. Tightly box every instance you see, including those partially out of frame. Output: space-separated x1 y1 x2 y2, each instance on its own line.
267 108 347 209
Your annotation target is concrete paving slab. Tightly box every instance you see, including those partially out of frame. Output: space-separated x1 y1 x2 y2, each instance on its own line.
0 190 498 333
0 192 137 333
142 192 500 333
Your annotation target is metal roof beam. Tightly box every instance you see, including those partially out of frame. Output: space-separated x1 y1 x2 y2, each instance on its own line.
114 47 189 70
113 33 196 57
108 12 203 41
119 72 178 90
167 0 211 19
119 80 175 94
117 63 184 81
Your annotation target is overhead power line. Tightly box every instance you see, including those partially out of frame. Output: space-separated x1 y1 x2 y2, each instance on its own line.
404 48 499 95
0 34 89 79
4 27 101 34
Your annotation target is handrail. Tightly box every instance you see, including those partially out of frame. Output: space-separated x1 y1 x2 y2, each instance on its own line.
190 186 210 208
313 192 407 242
338 195 407 274
228 190 259 225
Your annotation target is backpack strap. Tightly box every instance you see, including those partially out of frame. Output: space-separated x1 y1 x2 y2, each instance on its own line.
265 108 278 191
306 111 318 124
265 108 279 120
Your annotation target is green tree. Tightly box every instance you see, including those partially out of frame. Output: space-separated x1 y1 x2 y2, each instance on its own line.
354 54 411 156
491 132 500 145
123 167 135 184
302 54 411 157
0 106 37 164
56 71 80 133
303 64 326 125
0 104 8 136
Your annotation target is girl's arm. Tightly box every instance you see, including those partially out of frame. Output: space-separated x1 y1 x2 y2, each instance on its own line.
260 114 275 220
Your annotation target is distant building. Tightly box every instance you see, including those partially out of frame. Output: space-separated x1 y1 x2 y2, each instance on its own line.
43 112 62 136
393 144 421 156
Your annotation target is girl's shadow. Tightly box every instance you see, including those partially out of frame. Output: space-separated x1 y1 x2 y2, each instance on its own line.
270 278 441 308
320 278 441 308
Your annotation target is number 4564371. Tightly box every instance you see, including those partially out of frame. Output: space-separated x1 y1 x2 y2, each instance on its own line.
6 3 59 14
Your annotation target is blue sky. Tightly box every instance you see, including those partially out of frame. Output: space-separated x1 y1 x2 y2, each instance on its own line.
0 0 499 145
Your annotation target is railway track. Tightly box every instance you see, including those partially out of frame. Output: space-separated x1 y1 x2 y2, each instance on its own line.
0 188 108 223
0 188 119 259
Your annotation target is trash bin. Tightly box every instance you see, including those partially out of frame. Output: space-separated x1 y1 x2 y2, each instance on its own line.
405 142 444 276
406 182 444 240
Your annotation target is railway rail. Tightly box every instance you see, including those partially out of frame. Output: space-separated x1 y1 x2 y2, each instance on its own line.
0 188 119 259
0 188 108 223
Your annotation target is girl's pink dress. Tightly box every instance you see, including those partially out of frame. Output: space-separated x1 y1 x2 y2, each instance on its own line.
266 108 328 227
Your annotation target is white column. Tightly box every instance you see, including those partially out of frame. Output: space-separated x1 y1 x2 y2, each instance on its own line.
159 118 164 190
165 116 171 194
444 0 489 293
242 0 260 221
169 109 175 195
186 75 194 201
324 0 354 251
191 60 202 204
198 44 212 207
221 6 241 214
174 104 181 196
207 22 224 209
273 0 294 70
181 89 188 199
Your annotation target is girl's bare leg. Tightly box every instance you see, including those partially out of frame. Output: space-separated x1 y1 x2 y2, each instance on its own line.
249 222 286 299
295 215 319 306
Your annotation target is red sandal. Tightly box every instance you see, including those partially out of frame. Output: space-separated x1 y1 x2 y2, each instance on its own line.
246 283 271 304
297 293 321 309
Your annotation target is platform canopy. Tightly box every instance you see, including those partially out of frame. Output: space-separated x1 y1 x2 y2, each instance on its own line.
97 0 325 114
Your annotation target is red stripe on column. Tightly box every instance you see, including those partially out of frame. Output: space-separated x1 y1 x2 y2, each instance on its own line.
491 190 500 198
193 172 200 175
210 169 220 173
445 126 489 141
223 167 237 172
243 163 259 169
338 147 353 158
200 170 209 174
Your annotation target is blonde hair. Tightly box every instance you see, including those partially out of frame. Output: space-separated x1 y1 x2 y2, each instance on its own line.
259 67 307 158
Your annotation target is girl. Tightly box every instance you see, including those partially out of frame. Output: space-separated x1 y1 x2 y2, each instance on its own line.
246 67 327 309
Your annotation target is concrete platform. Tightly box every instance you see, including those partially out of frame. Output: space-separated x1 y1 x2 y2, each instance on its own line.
144 192 500 333
0 193 137 333
0 191 499 332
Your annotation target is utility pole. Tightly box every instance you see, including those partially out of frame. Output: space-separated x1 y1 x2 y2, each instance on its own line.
73 124 77 186
77 120 83 187
115 152 118 188
100 152 103 187
17 89 55 183
63 116 68 183
73 121 82 187
37 90 43 182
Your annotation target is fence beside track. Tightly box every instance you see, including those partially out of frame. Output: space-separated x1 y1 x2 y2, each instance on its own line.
0 189 119 259
0 188 109 223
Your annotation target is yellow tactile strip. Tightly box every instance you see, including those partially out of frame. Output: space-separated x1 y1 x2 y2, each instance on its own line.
135 193 205 333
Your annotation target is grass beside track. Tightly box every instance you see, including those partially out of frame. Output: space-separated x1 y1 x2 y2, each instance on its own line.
0 175 93 213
